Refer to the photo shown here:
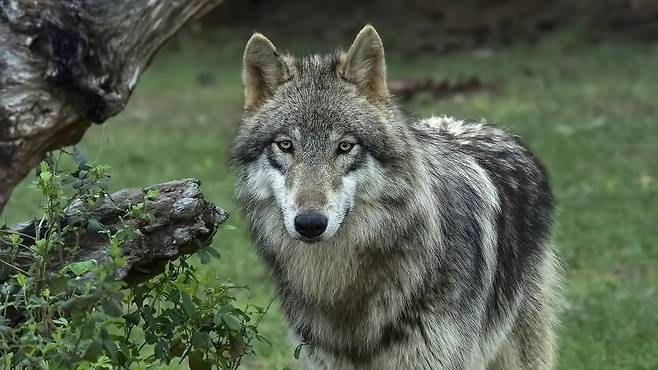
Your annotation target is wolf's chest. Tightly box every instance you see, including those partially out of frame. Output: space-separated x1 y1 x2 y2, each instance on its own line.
278 280 401 362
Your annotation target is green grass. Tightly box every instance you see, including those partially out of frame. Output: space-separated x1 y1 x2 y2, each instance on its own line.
3 30 658 369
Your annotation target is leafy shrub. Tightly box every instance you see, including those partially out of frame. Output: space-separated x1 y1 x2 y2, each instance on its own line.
0 152 266 369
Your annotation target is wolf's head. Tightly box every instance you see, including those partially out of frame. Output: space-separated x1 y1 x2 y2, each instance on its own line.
232 25 416 244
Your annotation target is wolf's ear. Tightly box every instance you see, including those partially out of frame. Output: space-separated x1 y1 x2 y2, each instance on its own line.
340 25 388 103
243 33 291 111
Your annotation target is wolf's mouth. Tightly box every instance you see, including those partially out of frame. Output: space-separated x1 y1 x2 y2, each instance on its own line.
299 236 322 244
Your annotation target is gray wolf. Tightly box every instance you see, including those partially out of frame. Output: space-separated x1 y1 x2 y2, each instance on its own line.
231 25 560 370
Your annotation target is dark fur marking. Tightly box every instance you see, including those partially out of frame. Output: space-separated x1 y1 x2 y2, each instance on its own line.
346 148 367 173
265 146 283 171
462 135 554 331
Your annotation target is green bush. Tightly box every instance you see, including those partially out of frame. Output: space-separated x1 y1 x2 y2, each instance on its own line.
0 152 266 369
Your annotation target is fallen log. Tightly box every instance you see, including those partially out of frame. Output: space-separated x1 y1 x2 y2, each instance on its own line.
0 178 227 283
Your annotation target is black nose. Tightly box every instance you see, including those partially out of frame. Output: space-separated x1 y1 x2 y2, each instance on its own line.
294 211 328 239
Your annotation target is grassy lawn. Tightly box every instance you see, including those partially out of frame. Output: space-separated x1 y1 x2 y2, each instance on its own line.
3 30 657 369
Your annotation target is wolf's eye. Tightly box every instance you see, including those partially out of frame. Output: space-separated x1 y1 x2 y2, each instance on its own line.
338 142 355 154
276 140 293 152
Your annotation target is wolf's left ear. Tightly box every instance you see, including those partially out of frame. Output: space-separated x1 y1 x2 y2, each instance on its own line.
243 33 291 111
340 25 388 103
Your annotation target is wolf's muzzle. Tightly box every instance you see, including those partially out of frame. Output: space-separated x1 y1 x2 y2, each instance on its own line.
294 210 328 239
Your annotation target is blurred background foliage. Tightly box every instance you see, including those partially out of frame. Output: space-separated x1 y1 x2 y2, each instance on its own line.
3 0 658 369
207 0 658 52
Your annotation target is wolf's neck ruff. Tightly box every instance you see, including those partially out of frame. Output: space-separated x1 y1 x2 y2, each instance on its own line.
231 25 559 370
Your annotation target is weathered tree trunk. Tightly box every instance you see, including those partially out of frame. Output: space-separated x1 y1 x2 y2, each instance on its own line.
0 0 223 214
1 179 227 283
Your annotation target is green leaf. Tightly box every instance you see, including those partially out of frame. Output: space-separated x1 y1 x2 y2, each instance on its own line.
145 189 160 201
191 331 209 350
123 311 140 326
168 307 186 325
101 338 118 363
60 293 99 314
213 311 223 326
154 340 168 362
15 273 27 287
95 355 113 369
53 317 69 327
7 233 22 245
34 239 49 254
196 249 211 265
47 276 69 294
79 319 96 340
101 298 123 317
168 288 180 303
40 169 52 181
223 314 242 332
218 303 234 314
84 340 102 362
132 285 148 307
145 331 158 344
65 259 98 276
181 292 195 317
205 247 221 259
117 350 128 367
38 161 49 177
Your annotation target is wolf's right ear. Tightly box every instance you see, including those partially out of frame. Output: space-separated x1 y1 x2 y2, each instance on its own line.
243 33 291 111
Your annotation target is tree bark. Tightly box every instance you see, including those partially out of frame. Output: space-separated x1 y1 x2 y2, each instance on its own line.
0 0 223 214
1 178 227 283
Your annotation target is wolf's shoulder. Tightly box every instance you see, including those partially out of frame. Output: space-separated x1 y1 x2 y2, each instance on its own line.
412 115 532 157
413 115 548 181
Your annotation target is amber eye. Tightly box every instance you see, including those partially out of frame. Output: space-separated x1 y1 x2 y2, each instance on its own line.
276 140 293 152
338 141 355 154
